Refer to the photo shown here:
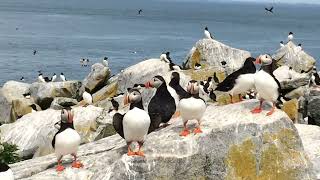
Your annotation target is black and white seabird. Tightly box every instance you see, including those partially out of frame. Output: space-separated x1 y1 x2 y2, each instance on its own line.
33 50 37 55
213 72 219 84
145 76 176 132
280 41 285 47
194 63 202 70
296 43 303 52
265 6 274 13
112 88 150 157
204 27 214 39
30 104 38 113
160 52 171 63
52 109 83 172
311 66 320 86
169 72 189 101
23 92 31 99
84 59 89 67
288 32 294 41
51 73 57 82
102 57 109 67
20 76 25 81
203 77 213 94
80 59 85 66
138 9 143 15
82 88 93 106
38 73 50 83
0 162 14 180
60 73 66 81
215 57 256 103
179 80 206 136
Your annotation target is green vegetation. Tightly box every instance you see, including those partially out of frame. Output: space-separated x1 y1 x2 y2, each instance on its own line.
0 141 21 164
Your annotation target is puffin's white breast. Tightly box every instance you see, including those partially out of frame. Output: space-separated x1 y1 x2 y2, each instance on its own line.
83 92 92 104
254 70 279 102
55 128 81 157
0 169 14 180
167 86 180 108
230 73 255 95
179 97 206 123
204 30 212 39
123 108 150 142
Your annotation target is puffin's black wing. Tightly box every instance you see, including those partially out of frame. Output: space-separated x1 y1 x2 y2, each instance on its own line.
112 113 125 139
51 134 56 149
215 72 239 92
111 98 119 110
174 86 190 100
213 74 219 84
148 112 162 133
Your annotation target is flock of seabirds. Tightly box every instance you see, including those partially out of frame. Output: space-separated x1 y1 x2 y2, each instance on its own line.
2 24 320 180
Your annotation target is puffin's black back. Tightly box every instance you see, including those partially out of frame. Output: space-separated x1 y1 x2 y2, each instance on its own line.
112 113 125 139
0 162 10 172
148 82 176 126
215 57 256 92
169 72 190 100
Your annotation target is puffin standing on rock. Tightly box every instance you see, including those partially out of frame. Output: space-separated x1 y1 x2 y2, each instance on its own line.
52 108 83 171
160 52 171 63
204 27 214 39
0 162 14 180
112 88 150 157
179 80 206 136
215 57 256 103
252 54 282 116
82 88 93 106
145 76 176 132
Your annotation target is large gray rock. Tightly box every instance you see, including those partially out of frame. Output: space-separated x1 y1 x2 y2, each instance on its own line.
295 124 320 179
11 101 315 179
183 39 251 74
0 106 104 158
308 89 320 126
0 81 33 124
30 81 82 110
273 41 316 73
81 63 111 94
50 97 78 110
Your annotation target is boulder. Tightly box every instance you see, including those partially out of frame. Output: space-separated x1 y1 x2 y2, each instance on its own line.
11 101 315 179
80 63 111 94
0 81 33 124
308 91 320 126
273 41 316 73
50 97 78 110
92 81 118 104
0 106 104 158
295 124 320 179
183 39 251 75
30 81 82 110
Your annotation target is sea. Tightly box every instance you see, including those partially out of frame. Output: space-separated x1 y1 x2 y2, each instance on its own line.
0 0 319 85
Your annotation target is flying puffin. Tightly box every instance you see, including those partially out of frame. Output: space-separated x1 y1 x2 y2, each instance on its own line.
60 73 66 81
204 27 214 39
160 52 171 63
52 108 82 171
252 54 284 116
51 73 57 82
145 76 176 132
179 80 206 136
215 57 256 103
0 162 14 180
112 88 150 157
288 32 293 42
82 88 93 106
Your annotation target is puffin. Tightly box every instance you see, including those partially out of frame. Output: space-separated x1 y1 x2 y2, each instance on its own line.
82 88 93 106
203 77 213 94
102 57 109 67
280 41 285 47
288 32 293 41
179 80 206 136
296 43 303 52
20 76 25 81
194 63 202 70
23 92 31 99
311 66 320 86
252 54 283 116
215 57 256 103
169 72 189 100
52 108 82 171
60 73 66 81
38 73 50 83
160 52 171 63
145 76 176 132
169 62 182 71
213 72 219 84
0 162 14 180
112 88 150 157
51 73 57 82
30 104 37 113
204 27 214 39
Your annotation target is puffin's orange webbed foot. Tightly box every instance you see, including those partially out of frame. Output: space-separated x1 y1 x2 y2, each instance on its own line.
56 165 65 172
180 129 190 137
72 161 83 168
251 107 262 114
127 149 136 156
135 151 145 157
193 127 203 134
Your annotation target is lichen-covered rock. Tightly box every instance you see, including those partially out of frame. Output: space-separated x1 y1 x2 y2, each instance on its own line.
30 81 82 110
80 63 111 94
295 124 320 179
273 41 316 73
11 101 315 179
50 97 78 110
0 81 33 124
92 81 118 103
183 39 251 75
0 106 103 158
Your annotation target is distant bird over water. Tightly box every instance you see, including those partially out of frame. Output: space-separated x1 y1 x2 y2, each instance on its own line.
204 27 214 39
20 76 25 81
265 6 274 13
138 9 143 15
33 50 37 55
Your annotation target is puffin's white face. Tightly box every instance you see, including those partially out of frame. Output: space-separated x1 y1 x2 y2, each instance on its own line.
145 77 163 89
187 81 200 95
124 89 141 105
256 54 272 65
60 109 73 124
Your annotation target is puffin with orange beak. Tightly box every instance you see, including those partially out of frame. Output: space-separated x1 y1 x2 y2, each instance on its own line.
113 88 150 157
215 57 256 103
179 80 206 136
252 54 281 116
52 108 82 172
145 75 176 132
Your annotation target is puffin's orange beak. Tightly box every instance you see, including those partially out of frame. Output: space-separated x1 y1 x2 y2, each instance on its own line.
255 56 261 64
124 95 130 105
144 81 152 89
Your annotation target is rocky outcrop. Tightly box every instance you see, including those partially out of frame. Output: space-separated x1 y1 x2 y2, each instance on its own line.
295 124 320 179
80 63 111 94
308 87 320 126
0 81 33 124
92 81 118 104
183 39 251 75
273 41 316 73
10 101 315 179
50 97 78 110
30 81 82 110
0 106 104 158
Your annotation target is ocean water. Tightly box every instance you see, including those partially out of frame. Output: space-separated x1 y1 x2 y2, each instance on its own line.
0 0 319 85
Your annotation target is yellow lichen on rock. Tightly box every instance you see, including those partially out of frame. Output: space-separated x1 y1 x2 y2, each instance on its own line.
282 99 298 122
225 128 310 180
190 48 201 68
